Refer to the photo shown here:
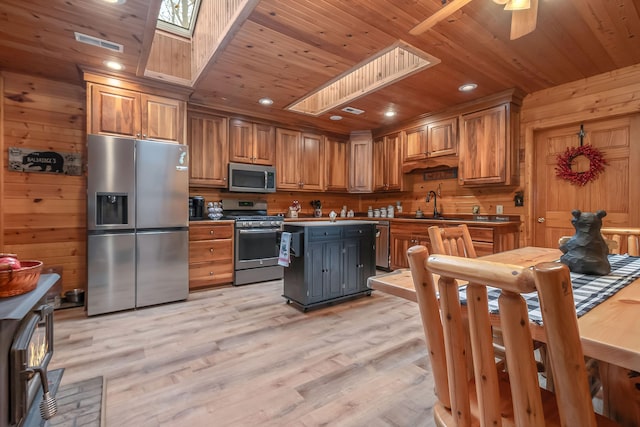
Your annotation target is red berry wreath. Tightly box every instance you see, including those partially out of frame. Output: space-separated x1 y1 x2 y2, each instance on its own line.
555 144 607 186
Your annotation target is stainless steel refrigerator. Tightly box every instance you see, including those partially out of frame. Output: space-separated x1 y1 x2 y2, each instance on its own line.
87 134 189 316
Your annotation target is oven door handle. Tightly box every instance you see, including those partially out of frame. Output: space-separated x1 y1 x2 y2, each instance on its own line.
238 228 280 234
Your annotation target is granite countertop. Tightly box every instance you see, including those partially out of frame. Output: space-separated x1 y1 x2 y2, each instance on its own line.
283 216 520 226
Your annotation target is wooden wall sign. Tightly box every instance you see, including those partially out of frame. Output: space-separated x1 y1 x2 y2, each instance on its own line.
423 168 457 181
8 147 82 176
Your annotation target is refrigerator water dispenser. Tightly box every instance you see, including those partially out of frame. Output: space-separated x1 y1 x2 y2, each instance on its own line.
96 193 128 225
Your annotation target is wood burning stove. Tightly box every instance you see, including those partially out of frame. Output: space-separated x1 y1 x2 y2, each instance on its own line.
0 274 60 427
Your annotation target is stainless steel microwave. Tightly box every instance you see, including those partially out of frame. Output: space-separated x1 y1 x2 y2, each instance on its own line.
228 162 276 193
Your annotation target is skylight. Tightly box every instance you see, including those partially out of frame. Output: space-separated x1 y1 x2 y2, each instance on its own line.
287 42 440 117
157 0 201 36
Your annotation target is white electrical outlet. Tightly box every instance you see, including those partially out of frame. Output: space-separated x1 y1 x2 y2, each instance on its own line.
496 205 504 215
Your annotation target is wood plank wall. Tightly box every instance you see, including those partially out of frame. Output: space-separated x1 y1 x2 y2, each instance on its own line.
520 63 640 245
145 31 192 85
1 64 639 295
190 174 521 220
191 0 258 84
1 72 86 292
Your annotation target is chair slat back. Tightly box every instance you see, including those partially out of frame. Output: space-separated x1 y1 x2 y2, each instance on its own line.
601 227 640 256
428 224 477 258
409 248 599 427
406 246 450 410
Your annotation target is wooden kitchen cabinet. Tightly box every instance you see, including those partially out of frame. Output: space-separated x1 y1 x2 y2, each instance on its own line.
390 223 430 270
188 221 234 290
389 219 520 269
88 82 186 143
458 103 519 186
275 128 324 191
373 131 403 191
348 130 373 193
282 223 375 311
188 111 228 187
403 117 457 162
229 118 275 165
324 135 348 192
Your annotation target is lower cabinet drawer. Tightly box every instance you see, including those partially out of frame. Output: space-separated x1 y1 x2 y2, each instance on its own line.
189 223 234 241
468 227 494 242
189 239 233 263
189 261 233 289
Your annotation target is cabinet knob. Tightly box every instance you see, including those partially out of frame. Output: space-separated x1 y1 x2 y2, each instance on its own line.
209 248 214 253
143 134 147 138
209 272 214 276
136 133 141 137
210 230 214 234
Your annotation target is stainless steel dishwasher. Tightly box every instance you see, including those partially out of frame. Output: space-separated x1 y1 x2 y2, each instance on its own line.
375 221 390 270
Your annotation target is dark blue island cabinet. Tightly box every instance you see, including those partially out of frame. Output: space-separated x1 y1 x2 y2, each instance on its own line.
281 221 377 311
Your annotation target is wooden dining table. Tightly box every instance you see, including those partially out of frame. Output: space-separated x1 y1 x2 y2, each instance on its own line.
367 246 640 426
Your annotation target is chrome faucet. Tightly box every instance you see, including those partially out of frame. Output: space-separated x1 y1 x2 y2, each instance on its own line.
426 190 440 218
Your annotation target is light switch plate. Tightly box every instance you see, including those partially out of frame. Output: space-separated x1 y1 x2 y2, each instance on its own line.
496 205 504 214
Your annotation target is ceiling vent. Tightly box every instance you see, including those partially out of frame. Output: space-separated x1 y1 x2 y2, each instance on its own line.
342 106 365 115
74 32 124 53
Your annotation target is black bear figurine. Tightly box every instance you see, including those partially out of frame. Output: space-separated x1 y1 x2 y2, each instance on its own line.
559 209 611 275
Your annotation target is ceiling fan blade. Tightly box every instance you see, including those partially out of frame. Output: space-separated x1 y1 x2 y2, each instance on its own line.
409 0 475 36
510 0 538 39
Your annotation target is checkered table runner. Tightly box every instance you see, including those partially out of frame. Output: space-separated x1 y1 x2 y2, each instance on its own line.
459 254 640 325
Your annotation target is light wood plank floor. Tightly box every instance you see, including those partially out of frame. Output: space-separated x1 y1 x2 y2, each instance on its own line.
49 281 437 427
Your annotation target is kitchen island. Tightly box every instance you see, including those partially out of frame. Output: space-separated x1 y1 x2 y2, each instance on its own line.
281 221 377 311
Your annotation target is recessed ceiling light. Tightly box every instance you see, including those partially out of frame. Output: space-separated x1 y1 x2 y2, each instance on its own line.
459 83 478 92
329 115 343 121
103 0 127 4
103 60 124 71
384 111 396 117
258 97 273 106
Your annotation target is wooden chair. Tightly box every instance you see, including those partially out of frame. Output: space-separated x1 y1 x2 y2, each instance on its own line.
428 224 511 372
600 227 640 256
407 245 619 426
428 224 477 259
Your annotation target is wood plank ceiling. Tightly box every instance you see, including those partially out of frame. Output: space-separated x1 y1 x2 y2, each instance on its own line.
1 0 639 135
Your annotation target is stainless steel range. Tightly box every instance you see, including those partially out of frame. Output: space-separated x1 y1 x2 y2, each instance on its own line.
222 199 284 285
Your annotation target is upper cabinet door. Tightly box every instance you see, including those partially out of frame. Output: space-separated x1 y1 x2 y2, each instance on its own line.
348 131 373 193
188 112 228 187
229 118 254 163
373 133 403 191
427 117 457 157
300 132 324 191
88 83 186 144
325 136 348 192
275 128 302 190
90 84 141 138
229 119 275 165
372 137 386 191
459 104 511 186
141 94 186 143
403 125 427 162
252 123 275 165
385 132 403 191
